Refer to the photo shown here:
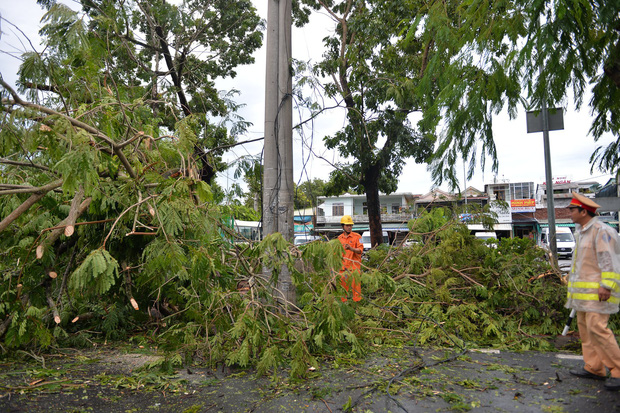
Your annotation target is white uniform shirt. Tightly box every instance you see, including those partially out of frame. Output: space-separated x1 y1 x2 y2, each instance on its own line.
566 217 620 314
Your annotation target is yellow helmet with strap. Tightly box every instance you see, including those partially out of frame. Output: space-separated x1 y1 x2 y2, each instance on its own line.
340 215 354 225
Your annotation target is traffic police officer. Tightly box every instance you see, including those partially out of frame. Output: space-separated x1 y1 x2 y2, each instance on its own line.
566 192 620 390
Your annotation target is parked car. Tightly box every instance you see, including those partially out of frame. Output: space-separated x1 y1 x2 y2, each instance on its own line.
361 231 389 251
475 231 498 248
293 234 322 245
475 231 497 241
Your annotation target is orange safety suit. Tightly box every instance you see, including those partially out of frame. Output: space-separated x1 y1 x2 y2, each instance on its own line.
566 217 620 378
338 231 363 302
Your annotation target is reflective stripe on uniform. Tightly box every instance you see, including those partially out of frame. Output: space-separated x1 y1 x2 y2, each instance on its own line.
602 272 620 292
568 281 600 289
566 292 620 304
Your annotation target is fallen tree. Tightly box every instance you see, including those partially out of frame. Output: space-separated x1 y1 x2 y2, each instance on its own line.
0 201 578 378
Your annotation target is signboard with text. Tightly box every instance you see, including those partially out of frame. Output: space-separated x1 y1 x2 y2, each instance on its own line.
543 176 571 186
511 199 536 213
490 204 512 223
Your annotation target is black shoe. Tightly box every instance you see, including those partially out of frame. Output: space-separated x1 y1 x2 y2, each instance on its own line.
605 377 620 390
569 367 606 380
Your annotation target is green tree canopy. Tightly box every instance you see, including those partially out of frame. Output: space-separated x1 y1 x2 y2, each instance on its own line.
0 0 263 348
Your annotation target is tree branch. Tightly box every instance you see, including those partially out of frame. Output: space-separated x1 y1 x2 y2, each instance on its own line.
206 136 264 154
23 82 61 94
0 158 52 172
154 25 191 116
36 188 91 260
0 79 138 179
0 179 64 232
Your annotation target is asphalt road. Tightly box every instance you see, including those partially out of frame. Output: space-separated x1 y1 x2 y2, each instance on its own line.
2 345 620 412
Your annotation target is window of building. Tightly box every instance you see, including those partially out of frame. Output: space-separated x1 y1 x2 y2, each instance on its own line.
362 202 368 215
332 203 344 216
380 204 387 214
493 188 506 201
392 203 401 214
510 182 534 200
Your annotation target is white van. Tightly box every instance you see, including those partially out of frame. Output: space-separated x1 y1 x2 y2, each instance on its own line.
293 234 321 245
475 231 497 241
475 231 498 248
361 231 389 251
540 227 575 259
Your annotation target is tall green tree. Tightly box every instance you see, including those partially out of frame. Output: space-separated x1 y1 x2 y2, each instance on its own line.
518 0 620 175
416 0 620 183
300 1 438 248
300 0 620 246
299 0 519 247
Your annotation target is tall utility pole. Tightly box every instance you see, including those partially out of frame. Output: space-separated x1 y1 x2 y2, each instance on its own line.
263 0 295 307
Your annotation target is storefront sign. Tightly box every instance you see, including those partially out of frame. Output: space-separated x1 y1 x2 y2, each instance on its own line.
543 176 571 185
511 199 536 213
490 204 512 223
294 223 313 233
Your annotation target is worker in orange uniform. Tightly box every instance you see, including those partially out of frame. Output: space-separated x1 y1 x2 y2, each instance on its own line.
337 215 363 302
566 192 620 391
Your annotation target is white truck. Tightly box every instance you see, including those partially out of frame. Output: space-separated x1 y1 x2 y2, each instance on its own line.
540 226 575 259
361 231 389 251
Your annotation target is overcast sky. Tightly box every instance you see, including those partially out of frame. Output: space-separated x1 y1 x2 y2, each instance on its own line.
1 0 615 197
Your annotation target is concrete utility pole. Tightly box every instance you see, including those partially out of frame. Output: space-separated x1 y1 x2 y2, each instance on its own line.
263 0 295 307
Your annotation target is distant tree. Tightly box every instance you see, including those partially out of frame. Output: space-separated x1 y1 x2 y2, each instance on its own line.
300 0 436 248
294 178 326 210
234 157 263 212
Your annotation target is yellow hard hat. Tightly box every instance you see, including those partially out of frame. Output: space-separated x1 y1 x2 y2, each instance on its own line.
340 215 354 225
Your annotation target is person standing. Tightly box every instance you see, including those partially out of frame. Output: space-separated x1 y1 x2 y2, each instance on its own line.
566 192 620 390
338 215 363 302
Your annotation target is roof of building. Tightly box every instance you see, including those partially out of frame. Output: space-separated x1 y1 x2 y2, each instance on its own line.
538 181 600 189
415 188 457 203
317 192 420 200
596 178 617 198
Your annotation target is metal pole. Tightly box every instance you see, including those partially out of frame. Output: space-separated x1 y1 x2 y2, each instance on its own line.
536 16 557 264
542 100 558 264
463 159 468 205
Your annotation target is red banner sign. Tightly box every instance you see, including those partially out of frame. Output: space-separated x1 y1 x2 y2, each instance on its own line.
511 199 536 207
511 199 536 212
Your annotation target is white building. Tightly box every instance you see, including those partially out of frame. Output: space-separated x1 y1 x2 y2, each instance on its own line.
316 192 417 235
536 177 600 208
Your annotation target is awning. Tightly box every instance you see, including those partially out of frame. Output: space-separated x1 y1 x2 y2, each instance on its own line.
381 224 411 232
511 217 538 225
467 224 512 231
